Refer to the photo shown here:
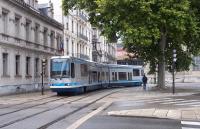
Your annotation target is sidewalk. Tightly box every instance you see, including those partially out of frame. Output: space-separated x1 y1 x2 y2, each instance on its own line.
108 83 200 121
108 108 200 121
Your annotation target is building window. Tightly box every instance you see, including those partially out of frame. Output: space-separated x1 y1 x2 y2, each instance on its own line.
72 41 74 56
43 28 48 47
26 57 31 75
72 20 74 33
35 24 39 44
50 31 55 48
35 58 39 76
66 38 69 55
80 44 82 54
25 20 31 41
15 16 21 37
45 59 48 76
76 23 78 34
2 53 8 76
66 22 69 30
77 44 79 56
2 11 8 34
15 55 20 75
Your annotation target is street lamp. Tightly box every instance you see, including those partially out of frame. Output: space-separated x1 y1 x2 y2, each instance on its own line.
41 59 46 95
172 49 177 94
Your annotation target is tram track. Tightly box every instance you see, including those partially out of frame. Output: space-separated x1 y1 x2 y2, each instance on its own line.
37 90 120 129
0 95 57 109
0 97 65 117
0 95 85 128
0 89 115 128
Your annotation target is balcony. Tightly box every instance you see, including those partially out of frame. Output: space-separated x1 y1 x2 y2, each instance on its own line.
78 33 88 42
79 13 88 22
2 33 9 41
72 53 90 60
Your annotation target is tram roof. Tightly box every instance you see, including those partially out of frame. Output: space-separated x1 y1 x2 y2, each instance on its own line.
108 64 143 69
50 56 143 69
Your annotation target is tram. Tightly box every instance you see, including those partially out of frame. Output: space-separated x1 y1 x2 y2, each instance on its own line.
49 56 143 95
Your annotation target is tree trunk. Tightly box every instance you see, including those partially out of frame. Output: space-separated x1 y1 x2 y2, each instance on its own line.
158 31 167 89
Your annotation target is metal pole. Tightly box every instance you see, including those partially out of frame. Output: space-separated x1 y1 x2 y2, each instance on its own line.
41 59 46 95
172 61 175 94
41 66 44 95
172 49 176 94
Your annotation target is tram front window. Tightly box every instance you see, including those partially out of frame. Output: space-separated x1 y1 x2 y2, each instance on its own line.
51 59 70 78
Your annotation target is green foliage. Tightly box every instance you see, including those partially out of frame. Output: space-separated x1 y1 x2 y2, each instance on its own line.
62 0 200 73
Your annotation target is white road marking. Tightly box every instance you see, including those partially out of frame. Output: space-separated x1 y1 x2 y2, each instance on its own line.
147 99 179 103
182 127 200 129
134 98 172 103
191 104 200 107
181 121 200 126
175 101 200 106
161 99 185 104
66 102 112 129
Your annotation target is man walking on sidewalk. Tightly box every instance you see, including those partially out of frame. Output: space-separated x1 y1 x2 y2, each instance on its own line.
142 74 148 91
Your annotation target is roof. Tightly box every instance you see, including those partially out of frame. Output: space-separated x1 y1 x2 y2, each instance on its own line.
8 0 63 30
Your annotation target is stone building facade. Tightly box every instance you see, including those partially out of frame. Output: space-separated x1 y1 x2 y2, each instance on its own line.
0 0 63 95
39 0 116 63
63 9 93 60
92 27 116 64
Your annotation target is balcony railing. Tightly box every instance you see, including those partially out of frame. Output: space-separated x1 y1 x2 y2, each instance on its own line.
72 53 90 60
79 13 88 22
78 33 88 41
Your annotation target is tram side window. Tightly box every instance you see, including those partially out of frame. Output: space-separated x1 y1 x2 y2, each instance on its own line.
128 72 132 80
112 72 115 81
115 72 117 81
133 69 140 76
101 72 105 80
118 72 127 80
92 71 98 82
141 70 144 76
98 72 101 82
81 64 88 76
112 72 117 81
106 72 109 80
71 63 75 78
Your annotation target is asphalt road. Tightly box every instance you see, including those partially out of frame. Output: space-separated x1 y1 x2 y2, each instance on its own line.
78 116 181 129
0 83 200 129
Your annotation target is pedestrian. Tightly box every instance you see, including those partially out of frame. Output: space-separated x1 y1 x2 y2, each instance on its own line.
142 74 148 91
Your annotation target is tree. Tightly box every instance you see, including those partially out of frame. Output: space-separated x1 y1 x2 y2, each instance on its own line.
62 0 200 88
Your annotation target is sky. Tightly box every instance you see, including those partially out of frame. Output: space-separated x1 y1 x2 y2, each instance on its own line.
38 0 63 23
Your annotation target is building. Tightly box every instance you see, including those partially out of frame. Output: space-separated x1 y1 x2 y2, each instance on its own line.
63 9 93 60
92 27 116 63
0 0 63 95
116 43 143 65
38 0 116 63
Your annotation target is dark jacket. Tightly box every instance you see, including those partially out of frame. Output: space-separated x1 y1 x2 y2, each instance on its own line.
142 76 148 84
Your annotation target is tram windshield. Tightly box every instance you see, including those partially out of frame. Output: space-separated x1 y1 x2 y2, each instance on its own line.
51 58 70 78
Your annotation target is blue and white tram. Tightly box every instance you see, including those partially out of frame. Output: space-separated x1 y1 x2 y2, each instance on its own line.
49 56 143 95
108 64 143 87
